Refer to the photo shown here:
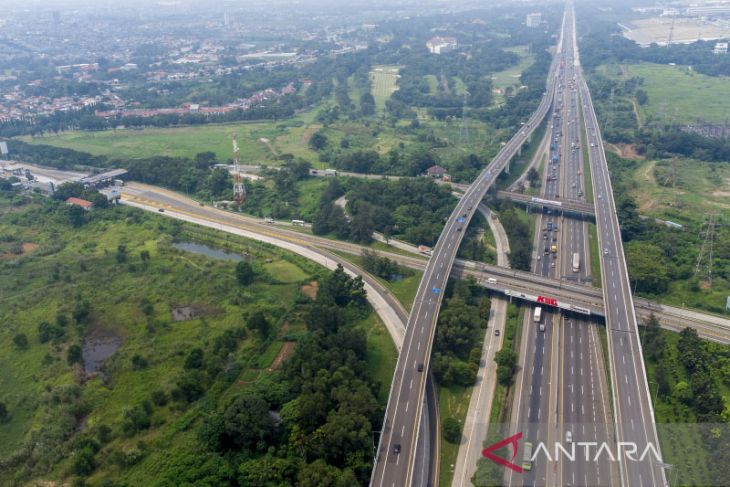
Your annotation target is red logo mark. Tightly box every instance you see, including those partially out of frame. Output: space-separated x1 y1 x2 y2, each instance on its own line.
537 295 558 307
481 432 524 473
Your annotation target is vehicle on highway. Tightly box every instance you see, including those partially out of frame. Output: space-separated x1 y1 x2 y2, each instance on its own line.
522 442 533 471
566 431 572 443
604 248 609 255
551 262 556 268
393 444 401 454
417 363 424 372
495 329 500 336
533 307 542 323
158 208 165 212
572 252 580 272
551 244 558 254
418 245 433 256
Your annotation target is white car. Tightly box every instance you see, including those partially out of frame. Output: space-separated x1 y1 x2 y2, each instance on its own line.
566 431 572 443
604 248 609 255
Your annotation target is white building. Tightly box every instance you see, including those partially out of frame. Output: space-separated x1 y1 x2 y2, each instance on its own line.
714 42 728 54
426 36 458 54
526 13 542 28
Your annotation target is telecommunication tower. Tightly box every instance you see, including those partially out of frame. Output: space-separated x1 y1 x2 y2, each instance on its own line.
232 134 246 204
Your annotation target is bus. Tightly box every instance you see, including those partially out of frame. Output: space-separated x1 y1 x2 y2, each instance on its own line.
522 441 533 471
572 252 580 272
533 307 542 323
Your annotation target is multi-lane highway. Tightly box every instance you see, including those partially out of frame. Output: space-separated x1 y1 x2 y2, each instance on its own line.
575 3 667 484
554 21 615 487
370 27 563 485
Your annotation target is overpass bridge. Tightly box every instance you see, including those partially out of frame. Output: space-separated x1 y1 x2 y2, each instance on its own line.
495 190 595 217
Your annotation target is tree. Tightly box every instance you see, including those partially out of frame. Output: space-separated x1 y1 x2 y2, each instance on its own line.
222 393 275 451
443 417 462 444
0 401 9 423
13 333 28 350
641 314 664 361
235 261 255 286
495 349 518 386
72 447 96 475
247 311 271 338
116 245 127 264
526 167 541 189
184 348 205 369
67 344 83 365
297 460 357 487
349 202 375 243
309 131 328 151
131 353 148 370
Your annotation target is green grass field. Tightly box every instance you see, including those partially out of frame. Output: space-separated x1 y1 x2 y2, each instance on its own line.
491 45 534 106
18 106 326 166
439 383 472 487
599 63 730 124
629 158 730 220
370 65 401 114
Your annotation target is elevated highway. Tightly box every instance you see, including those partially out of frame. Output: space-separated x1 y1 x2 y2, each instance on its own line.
495 190 595 218
370 25 564 486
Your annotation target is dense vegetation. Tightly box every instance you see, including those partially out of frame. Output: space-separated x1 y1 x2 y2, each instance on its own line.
431 278 490 389
0 188 389 486
312 177 457 246
642 318 730 485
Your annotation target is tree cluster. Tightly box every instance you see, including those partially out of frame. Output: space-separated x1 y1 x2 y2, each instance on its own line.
432 279 490 387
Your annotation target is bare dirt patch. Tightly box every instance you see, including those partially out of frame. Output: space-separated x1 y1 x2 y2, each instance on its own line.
300 281 318 300
0 242 39 259
171 304 221 322
268 342 296 371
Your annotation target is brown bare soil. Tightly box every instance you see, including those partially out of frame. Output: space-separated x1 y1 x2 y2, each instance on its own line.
0 242 39 259
300 280 318 300
268 342 296 371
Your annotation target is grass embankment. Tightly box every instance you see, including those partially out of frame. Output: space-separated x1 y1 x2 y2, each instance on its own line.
588 222 601 287
598 63 730 125
496 118 548 190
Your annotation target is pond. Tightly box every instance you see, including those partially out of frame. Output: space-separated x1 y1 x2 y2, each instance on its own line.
172 242 245 261
83 334 122 374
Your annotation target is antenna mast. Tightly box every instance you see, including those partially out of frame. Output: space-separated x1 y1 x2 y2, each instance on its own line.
232 134 246 204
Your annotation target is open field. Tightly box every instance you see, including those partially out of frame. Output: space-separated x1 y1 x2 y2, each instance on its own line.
598 63 730 125
18 105 325 166
622 17 730 47
491 45 534 106
629 157 730 219
370 65 401 114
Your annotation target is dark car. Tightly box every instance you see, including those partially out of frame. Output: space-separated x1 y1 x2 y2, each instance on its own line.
158 208 165 212
417 363 424 372
393 444 401 454
456 227 462 232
